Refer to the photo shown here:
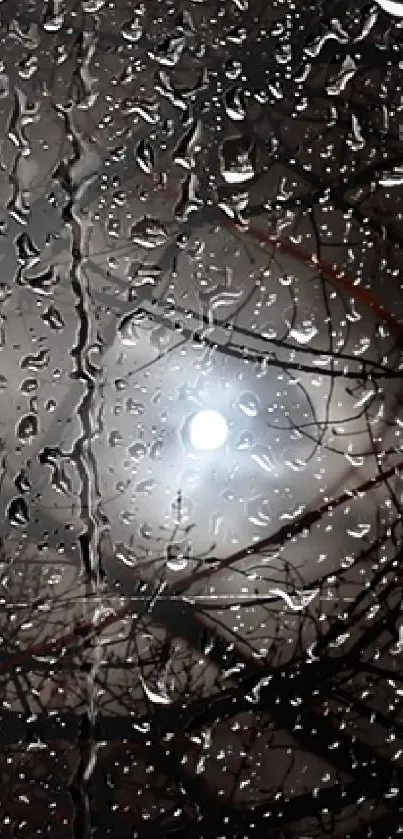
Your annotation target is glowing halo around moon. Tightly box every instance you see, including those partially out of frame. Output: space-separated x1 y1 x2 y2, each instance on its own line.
188 409 229 452
374 0 403 15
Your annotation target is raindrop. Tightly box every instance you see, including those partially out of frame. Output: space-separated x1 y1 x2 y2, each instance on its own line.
7 496 29 526
250 445 275 473
172 119 202 169
130 217 168 249
226 26 247 45
82 0 106 9
17 413 39 443
18 55 38 80
247 497 271 527
0 73 9 98
347 523 371 538
14 470 31 493
109 431 124 448
126 399 145 416
135 479 157 495
135 139 155 174
379 165 403 187
21 350 50 371
41 305 65 331
150 35 186 67
52 465 72 495
224 58 243 80
20 266 59 295
326 57 357 96
236 431 253 450
15 232 40 265
120 510 136 524
220 135 255 184
269 587 319 611
166 542 189 572
43 0 64 32
20 378 38 394
116 542 137 568
139 672 171 705
238 392 259 418
289 323 318 345
149 440 164 461
129 441 147 461
224 86 246 121
120 318 140 347
121 16 143 43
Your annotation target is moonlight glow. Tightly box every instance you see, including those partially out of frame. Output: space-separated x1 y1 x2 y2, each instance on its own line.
374 0 403 14
188 410 229 452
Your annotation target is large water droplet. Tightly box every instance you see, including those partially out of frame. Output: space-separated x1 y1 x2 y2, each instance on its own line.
289 323 318 345
116 542 137 568
109 431 124 448
126 399 145 416
135 139 155 174
129 441 147 461
149 440 164 461
166 542 189 572
224 86 246 121
121 16 143 43
7 496 29 526
14 469 31 493
42 305 65 331
17 413 39 442
21 350 50 371
238 392 259 418
20 378 38 394
220 135 255 184
250 445 275 473
135 479 156 495
130 217 168 249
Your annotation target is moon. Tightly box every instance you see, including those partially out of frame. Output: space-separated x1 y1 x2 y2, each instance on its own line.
374 0 403 15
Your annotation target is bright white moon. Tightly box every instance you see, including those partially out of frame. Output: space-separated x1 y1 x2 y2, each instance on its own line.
188 409 229 452
374 0 403 15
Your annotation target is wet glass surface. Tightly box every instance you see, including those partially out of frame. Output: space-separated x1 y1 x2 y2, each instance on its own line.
0 0 403 836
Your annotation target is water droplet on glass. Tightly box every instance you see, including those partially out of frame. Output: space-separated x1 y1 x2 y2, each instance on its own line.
250 445 275 474
149 440 164 461
129 441 147 461
130 217 168 249
17 413 39 443
135 139 155 174
238 392 259 418
236 431 253 450
166 542 189 572
347 523 371 539
21 350 50 371
116 542 137 568
41 305 65 331
135 479 156 495
139 672 171 705
247 497 271 527
20 378 38 394
109 431 124 448
82 0 106 10
14 469 31 493
220 135 255 184
224 86 246 121
121 16 143 43
289 323 318 345
126 399 145 416
7 496 29 526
